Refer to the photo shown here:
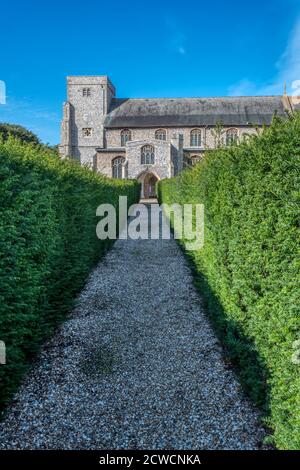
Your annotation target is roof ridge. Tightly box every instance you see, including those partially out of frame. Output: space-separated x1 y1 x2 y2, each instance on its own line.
112 96 282 100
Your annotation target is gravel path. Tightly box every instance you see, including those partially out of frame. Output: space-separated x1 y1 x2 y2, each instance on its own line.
0 204 266 449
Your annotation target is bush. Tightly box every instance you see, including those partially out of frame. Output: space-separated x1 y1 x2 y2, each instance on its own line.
158 114 300 449
0 123 41 146
0 138 140 412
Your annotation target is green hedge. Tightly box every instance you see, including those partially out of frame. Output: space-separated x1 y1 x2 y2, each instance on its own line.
0 138 140 412
158 114 300 449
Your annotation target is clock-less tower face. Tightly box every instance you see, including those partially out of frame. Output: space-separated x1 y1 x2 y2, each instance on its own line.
65 76 115 165
83 113 92 125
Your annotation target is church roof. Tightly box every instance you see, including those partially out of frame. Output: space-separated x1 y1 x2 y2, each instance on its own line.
104 96 287 128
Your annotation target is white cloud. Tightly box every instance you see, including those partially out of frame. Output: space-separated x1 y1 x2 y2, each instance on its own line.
0 96 60 144
228 79 258 96
228 16 300 96
0 80 6 104
165 17 187 56
2 96 59 122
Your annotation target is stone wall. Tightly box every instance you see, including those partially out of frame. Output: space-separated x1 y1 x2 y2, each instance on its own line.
96 150 126 178
126 139 172 180
104 126 258 151
96 126 258 178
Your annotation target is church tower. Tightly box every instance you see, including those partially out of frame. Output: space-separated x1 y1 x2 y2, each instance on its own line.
59 76 115 166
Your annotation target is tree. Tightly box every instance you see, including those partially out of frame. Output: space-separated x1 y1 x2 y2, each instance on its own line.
0 123 40 145
210 120 225 148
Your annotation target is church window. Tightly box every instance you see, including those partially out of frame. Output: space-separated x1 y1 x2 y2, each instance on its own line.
226 128 238 145
112 156 125 179
121 129 132 147
141 145 155 164
155 129 166 140
82 128 92 138
83 88 91 97
190 129 202 146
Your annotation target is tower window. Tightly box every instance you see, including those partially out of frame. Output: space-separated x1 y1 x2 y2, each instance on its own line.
226 128 238 145
112 156 125 179
141 145 155 164
83 128 92 138
83 88 91 97
121 129 132 147
190 129 202 147
155 129 166 140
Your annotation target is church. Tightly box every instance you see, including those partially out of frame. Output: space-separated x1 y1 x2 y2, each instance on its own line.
59 75 296 198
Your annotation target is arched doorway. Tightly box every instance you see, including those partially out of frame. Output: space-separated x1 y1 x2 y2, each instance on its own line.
144 173 158 198
138 172 159 199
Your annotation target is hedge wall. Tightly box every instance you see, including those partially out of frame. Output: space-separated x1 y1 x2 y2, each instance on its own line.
158 114 300 449
0 138 140 412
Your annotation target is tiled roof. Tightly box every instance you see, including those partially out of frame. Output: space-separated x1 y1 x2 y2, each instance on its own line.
104 96 287 128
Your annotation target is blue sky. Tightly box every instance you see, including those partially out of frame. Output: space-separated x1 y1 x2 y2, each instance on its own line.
1 0 300 145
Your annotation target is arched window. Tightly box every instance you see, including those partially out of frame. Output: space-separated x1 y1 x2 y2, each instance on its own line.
112 156 125 179
82 88 91 97
155 129 166 141
226 128 238 145
121 129 131 147
190 129 201 147
141 145 155 165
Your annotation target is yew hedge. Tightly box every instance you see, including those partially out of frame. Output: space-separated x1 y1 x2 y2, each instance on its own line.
158 114 300 449
0 138 139 412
